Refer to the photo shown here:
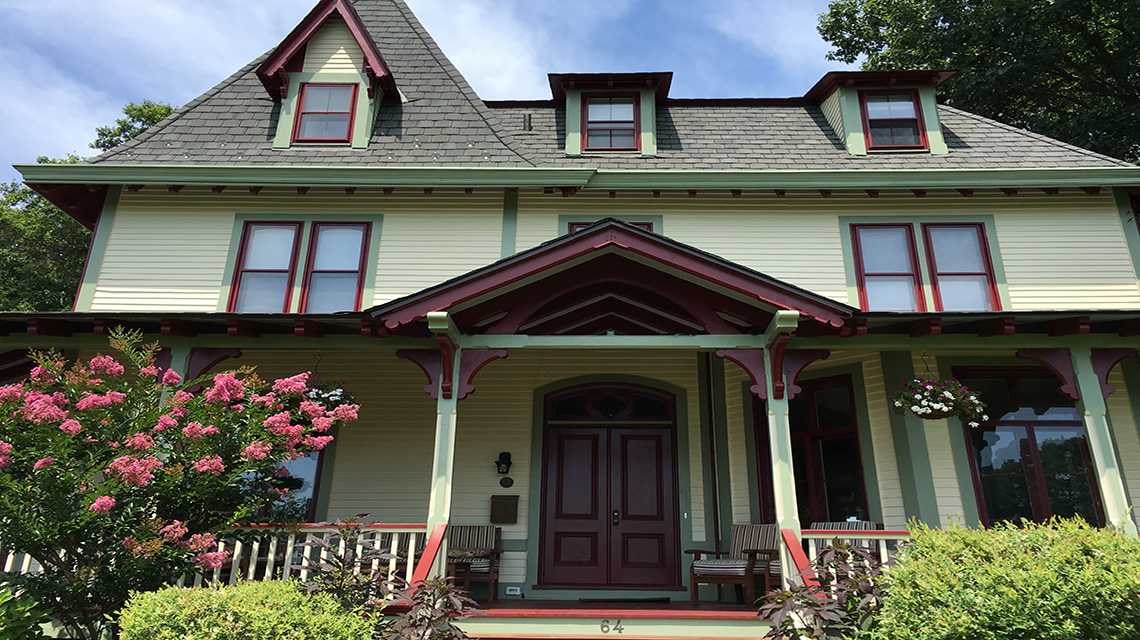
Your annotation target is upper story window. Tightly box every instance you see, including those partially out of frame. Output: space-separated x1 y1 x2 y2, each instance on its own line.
859 91 927 151
293 84 357 143
851 223 1000 312
229 221 370 313
583 94 639 151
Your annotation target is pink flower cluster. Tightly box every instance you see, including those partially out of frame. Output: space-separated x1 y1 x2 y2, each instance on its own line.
303 435 334 451
162 369 182 386
59 419 82 435
205 373 245 404
272 372 309 395
181 422 219 441
250 392 277 408
241 441 272 460
0 440 11 468
20 391 70 424
139 365 160 379
169 390 194 406
29 366 57 384
195 551 230 570
193 455 225 475
107 455 164 486
299 401 325 418
332 404 359 422
185 532 217 552
160 520 188 543
152 414 178 432
75 391 125 411
0 383 24 403
125 432 155 451
33 457 54 470
89 496 115 515
89 355 125 377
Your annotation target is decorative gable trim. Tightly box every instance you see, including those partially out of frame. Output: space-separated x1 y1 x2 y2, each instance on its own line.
256 0 395 100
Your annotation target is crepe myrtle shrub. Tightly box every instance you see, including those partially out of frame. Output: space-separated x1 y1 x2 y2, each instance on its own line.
870 518 1140 640
0 328 360 639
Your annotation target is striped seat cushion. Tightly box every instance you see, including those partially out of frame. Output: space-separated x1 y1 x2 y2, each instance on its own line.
692 558 779 577
449 526 497 549
450 556 491 573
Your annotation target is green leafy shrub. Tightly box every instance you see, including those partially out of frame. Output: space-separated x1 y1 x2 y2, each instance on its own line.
872 519 1140 640
118 580 372 640
0 585 50 640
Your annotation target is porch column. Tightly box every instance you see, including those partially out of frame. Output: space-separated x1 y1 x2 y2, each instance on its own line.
1070 347 1138 536
425 345 462 577
764 312 802 580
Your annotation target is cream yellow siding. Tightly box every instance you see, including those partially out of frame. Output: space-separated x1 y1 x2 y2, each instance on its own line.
910 352 966 527
819 90 845 143
723 362 753 525
1106 367 1140 530
861 354 907 530
303 15 364 73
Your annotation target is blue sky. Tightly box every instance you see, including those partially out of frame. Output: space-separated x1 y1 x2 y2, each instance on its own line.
0 0 855 183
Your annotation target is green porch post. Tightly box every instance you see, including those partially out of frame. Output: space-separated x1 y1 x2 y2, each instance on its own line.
764 312 802 578
426 314 463 576
1070 347 1138 536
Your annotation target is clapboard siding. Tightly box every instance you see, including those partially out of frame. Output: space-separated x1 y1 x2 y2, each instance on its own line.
819 90 845 145
1106 368 1140 530
860 354 907 530
303 15 363 73
723 362 753 525
912 352 966 527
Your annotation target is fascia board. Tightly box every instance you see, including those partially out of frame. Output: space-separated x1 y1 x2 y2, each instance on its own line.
13 165 598 187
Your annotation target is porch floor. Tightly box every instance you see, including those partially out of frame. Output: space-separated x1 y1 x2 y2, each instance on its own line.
472 599 757 619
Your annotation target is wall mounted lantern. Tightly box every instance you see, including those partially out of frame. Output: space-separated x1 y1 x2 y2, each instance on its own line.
495 451 513 475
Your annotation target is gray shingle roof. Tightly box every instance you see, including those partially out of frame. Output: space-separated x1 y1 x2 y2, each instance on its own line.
87 0 1132 171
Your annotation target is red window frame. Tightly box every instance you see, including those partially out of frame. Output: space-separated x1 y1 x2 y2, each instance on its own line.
299 222 371 313
851 223 927 312
291 83 358 143
922 223 1001 312
859 90 928 151
227 221 304 313
581 93 640 151
567 221 653 234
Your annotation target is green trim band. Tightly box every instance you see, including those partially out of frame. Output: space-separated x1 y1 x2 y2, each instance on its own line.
73 185 121 312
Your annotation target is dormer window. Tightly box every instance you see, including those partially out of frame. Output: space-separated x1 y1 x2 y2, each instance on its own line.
293 84 357 143
860 91 927 151
583 94 639 151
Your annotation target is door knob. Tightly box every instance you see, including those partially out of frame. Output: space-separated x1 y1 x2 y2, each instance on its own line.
612 510 620 525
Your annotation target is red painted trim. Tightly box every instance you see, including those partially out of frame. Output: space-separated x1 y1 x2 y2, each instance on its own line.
1090 348 1139 398
567 221 653 234
298 221 370 312
922 223 1001 312
395 349 442 399
858 89 929 151
410 523 448 586
781 529 818 587
715 349 767 399
227 221 304 313
234 522 428 529
479 608 756 620
850 224 926 312
581 92 640 152
292 83 358 144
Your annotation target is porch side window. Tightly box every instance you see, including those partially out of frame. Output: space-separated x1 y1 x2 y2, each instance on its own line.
957 367 1104 527
229 222 303 313
301 223 370 313
852 224 925 312
583 94 639 151
923 223 1000 312
293 84 357 143
267 451 324 522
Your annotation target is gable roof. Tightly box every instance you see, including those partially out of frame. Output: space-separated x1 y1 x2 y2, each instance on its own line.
368 219 856 337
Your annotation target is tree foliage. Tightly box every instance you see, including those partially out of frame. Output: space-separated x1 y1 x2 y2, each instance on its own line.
0 330 359 638
818 0 1140 163
90 100 175 152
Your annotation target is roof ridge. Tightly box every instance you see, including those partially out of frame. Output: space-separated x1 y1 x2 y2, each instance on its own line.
938 104 1135 168
87 54 269 165
383 0 538 167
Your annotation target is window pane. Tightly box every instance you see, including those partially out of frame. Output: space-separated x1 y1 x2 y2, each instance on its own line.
587 128 636 149
312 225 365 270
930 227 985 272
299 113 349 140
864 275 918 311
792 442 811 526
866 94 916 119
1036 427 1098 523
234 272 290 312
608 99 635 121
857 227 913 273
306 272 360 312
959 378 1013 420
588 97 633 122
823 476 866 521
609 130 636 148
938 275 993 311
869 121 919 146
244 225 296 270
588 101 613 121
305 85 352 112
974 427 1036 524
815 386 855 430
270 452 320 521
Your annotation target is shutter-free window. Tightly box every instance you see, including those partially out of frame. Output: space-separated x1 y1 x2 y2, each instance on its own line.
924 224 1000 311
852 225 925 312
861 91 927 150
583 95 639 151
231 223 303 312
293 84 356 142
301 223 369 313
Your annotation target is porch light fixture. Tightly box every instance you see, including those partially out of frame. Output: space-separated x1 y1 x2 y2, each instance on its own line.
495 452 513 474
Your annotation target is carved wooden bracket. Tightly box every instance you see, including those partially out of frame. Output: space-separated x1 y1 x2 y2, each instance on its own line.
396 349 443 399
716 349 767 399
397 347 508 401
768 334 791 399
783 349 831 400
1091 348 1139 399
1016 348 1080 400
456 349 508 400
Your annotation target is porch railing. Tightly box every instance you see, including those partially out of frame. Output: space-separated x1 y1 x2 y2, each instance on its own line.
783 528 911 586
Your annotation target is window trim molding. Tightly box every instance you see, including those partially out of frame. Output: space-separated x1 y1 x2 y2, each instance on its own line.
291 82 359 144
565 89 657 156
581 92 641 152
850 222 928 312
921 222 1002 312
226 221 305 313
272 71 376 150
858 89 929 152
298 221 372 313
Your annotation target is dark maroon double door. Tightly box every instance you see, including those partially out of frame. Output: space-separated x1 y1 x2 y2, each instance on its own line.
539 385 681 589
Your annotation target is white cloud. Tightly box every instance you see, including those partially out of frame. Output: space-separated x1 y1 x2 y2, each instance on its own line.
708 0 855 76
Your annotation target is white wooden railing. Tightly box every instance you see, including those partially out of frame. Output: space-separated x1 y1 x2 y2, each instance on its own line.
799 528 911 564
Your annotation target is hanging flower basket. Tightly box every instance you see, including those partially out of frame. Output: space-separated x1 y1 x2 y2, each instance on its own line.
305 375 356 411
888 377 988 427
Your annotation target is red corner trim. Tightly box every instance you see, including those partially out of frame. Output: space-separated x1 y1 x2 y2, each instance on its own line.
781 528 818 588
784 349 831 400
769 334 791 399
256 0 395 100
1090 348 1139 399
410 523 448 587
715 349 767 399
1016 348 1080 401
436 335 455 399
456 349 508 400
396 349 442 399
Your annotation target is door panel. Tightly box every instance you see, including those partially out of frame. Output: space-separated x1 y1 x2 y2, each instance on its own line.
611 429 677 586
543 427 608 585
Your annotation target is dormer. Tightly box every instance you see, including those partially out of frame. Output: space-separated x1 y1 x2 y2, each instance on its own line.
549 72 672 157
257 0 396 149
805 70 956 156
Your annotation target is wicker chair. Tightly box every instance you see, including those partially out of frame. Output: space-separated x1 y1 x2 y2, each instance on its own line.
687 523 780 605
445 525 502 602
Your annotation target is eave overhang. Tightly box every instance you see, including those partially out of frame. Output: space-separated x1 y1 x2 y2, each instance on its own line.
548 72 673 101
804 69 957 104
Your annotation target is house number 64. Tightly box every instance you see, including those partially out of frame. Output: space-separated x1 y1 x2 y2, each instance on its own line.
600 619 624 633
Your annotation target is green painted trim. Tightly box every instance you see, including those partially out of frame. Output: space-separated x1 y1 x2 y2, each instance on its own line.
1113 188 1140 280
313 424 338 521
273 72 374 149
639 89 657 156
879 352 941 526
461 334 765 350
698 355 735 541
740 381 762 525
557 214 663 236
837 88 867 155
273 80 301 149
526 374 694 596
565 91 582 156
457 616 770 637
501 188 518 258
917 87 948 155
792 333 1140 351
73 185 121 312
839 214 1011 312
217 212 383 313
